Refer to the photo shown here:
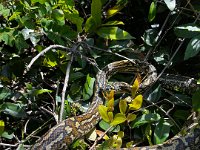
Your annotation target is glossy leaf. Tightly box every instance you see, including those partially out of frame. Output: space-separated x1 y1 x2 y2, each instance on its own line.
0 102 27 118
98 105 110 122
154 119 170 144
184 35 200 60
131 113 161 128
83 74 95 100
148 2 156 22
174 23 200 38
164 0 176 11
110 113 127 126
144 84 161 102
96 27 134 40
119 99 127 114
129 95 143 110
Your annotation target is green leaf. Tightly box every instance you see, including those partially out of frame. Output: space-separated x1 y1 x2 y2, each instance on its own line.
144 84 161 102
102 21 124 26
99 120 120 132
31 0 46 4
184 34 200 60
148 2 156 22
0 87 12 100
164 0 176 11
96 27 134 40
119 99 127 114
33 89 52 96
85 16 97 32
174 23 200 38
52 9 65 26
83 74 95 100
154 119 170 144
69 72 85 81
98 105 110 122
131 113 161 128
0 4 10 18
110 113 127 126
65 13 83 32
1 131 14 139
91 0 102 26
192 89 200 111
0 102 27 118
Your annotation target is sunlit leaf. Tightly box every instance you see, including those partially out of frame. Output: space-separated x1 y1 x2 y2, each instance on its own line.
98 105 110 123
132 77 140 97
148 2 156 22
102 21 124 26
110 113 127 126
106 5 124 18
112 134 122 148
87 128 97 141
33 89 52 96
108 111 113 122
129 95 143 110
119 99 127 114
174 23 200 38
164 0 176 11
154 119 170 144
96 27 134 40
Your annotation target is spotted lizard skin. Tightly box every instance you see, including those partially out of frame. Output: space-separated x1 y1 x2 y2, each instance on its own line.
31 60 200 150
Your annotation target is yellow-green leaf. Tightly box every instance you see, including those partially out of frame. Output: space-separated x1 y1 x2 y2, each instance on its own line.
112 135 122 148
110 113 127 126
127 113 137 122
0 120 5 135
129 95 143 110
117 131 124 138
108 111 113 122
98 105 110 122
119 99 127 114
132 77 140 97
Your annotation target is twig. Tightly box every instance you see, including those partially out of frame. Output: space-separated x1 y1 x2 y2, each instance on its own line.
59 43 81 122
81 42 135 63
59 54 74 122
89 126 113 150
26 45 70 70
